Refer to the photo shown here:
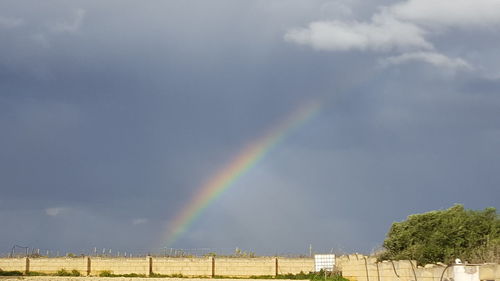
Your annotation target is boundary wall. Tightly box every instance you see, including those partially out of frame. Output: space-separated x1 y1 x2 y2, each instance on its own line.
29 257 89 275
152 257 212 276
336 254 500 281
0 258 27 272
0 257 313 277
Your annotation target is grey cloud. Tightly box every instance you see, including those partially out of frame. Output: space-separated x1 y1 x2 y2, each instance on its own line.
0 0 499 256
50 9 85 33
380 51 473 71
285 17 431 52
45 207 69 217
388 0 500 28
284 0 500 72
461 76 500 95
0 16 23 28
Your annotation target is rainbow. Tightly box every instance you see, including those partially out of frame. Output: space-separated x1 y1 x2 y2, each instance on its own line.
163 100 321 247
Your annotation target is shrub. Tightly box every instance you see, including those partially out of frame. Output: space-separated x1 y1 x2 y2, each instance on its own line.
274 270 349 281
379 205 500 265
99 270 114 277
150 273 169 278
26 271 48 276
250 275 274 279
122 273 146 277
0 269 23 276
55 269 80 276
97 271 145 278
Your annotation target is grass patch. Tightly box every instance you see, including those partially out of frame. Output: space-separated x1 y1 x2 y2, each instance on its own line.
26 271 49 276
122 273 147 277
26 270 348 280
150 273 187 278
0 269 23 276
55 269 81 276
213 271 349 281
250 271 349 281
99 270 114 277
149 273 167 278
98 271 146 277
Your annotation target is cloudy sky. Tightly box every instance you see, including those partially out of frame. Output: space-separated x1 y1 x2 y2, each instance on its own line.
1 0 499 256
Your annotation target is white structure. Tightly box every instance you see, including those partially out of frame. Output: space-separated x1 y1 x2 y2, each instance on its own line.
314 254 335 272
453 265 479 281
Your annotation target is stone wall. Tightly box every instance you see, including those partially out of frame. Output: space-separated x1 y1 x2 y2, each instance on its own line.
278 258 315 274
479 264 500 281
214 258 276 277
336 254 500 281
152 257 212 276
0 257 27 272
3 255 499 280
0 277 283 281
0 257 314 277
90 257 150 275
29 258 89 275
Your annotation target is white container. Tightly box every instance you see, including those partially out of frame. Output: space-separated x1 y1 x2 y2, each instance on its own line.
314 254 335 272
453 265 480 281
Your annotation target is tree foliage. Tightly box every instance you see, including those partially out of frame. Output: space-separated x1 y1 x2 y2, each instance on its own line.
379 205 500 265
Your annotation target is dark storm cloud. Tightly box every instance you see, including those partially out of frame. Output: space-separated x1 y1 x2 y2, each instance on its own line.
1 0 499 255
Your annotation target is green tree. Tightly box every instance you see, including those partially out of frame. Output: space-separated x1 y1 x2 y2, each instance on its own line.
379 205 500 265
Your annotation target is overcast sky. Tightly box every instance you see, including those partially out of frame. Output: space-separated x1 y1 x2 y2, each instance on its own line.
1 0 499 256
